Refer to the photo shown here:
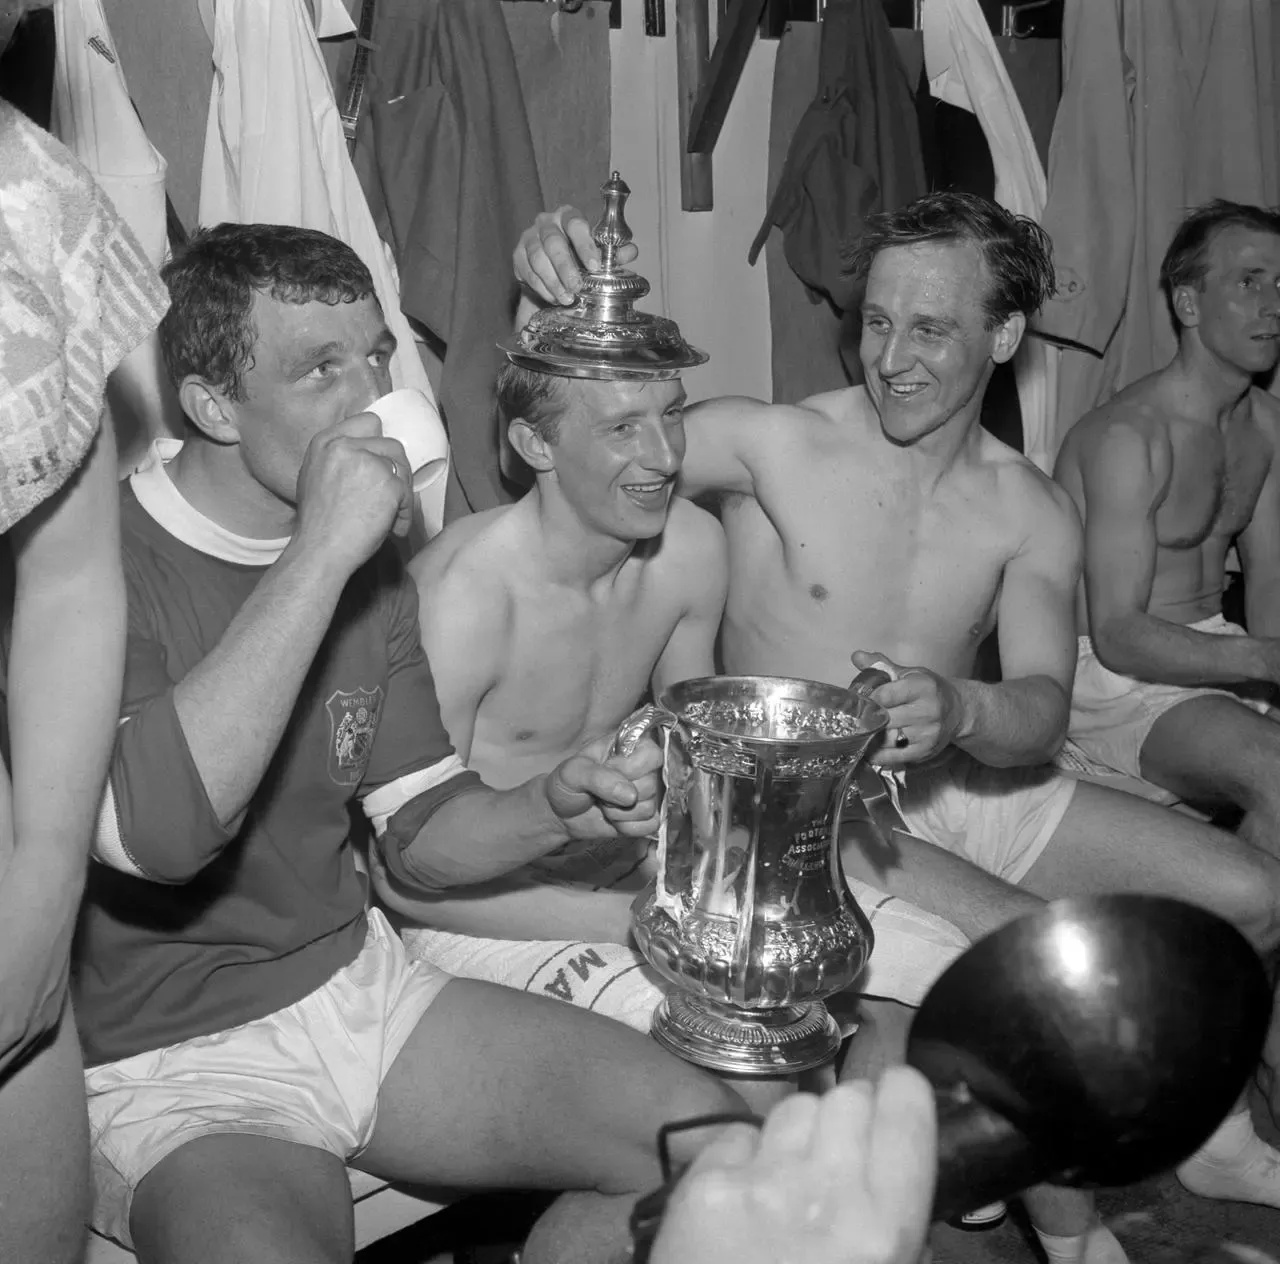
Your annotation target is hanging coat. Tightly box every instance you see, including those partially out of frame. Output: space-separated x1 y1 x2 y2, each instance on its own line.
198 0 450 536
350 0 545 513
749 0 925 317
921 0 1055 473
1039 0 1280 457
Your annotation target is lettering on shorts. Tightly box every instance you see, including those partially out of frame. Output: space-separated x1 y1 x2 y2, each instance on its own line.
542 947 609 1002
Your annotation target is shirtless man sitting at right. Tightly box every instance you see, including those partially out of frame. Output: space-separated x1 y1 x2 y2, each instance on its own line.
1054 201 1280 850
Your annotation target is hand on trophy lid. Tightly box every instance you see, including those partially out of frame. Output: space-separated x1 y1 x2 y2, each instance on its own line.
515 202 639 306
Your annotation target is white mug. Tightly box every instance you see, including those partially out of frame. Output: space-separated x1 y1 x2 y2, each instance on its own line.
363 388 449 495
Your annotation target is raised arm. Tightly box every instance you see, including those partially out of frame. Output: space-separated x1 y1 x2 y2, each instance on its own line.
0 422 124 1068
1083 420 1280 685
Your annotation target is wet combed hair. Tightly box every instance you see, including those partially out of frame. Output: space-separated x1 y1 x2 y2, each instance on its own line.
846 191 1057 328
495 361 571 444
1159 199 1280 326
158 222 378 401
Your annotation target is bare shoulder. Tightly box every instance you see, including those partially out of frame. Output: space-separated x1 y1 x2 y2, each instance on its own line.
979 432 1082 551
1059 373 1172 480
659 496 728 570
409 505 519 622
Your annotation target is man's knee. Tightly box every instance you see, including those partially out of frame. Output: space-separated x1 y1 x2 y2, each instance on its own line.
1211 853 1280 952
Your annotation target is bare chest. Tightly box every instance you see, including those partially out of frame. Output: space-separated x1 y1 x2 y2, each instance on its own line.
474 587 677 760
1158 425 1270 548
729 469 1006 662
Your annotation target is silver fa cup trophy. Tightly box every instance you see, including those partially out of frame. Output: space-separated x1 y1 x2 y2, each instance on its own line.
613 672 890 1076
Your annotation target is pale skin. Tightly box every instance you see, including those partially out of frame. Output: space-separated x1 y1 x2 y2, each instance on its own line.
650 1071 937 1264
374 375 728 943
124 286 745 1264
1054 223 1280 858
0 419 125 1264
517 206 1280 1234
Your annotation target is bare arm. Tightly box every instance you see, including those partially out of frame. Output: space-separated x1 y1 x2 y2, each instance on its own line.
679 396 787 500
953 479 1083 766
0 424 125 1065
651 506 727 697
373 860 638 943
1239 392 1280 638
1084 421 1279 684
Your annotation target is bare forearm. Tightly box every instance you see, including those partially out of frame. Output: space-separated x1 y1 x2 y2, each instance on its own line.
1094 612 1275 687
173 544 348 826
951 676 1068 766
1245 581 1280 641
7 565 123 924
6 428 125 926
376 866 636 943
398 778 574 889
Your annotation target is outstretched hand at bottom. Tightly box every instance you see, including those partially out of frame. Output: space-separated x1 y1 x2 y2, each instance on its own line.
650 1069 937 1264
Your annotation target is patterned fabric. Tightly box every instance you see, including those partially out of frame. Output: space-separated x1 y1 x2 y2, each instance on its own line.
0 100 167 534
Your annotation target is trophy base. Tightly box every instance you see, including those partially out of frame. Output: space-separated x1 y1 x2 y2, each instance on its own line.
651 993 841 1077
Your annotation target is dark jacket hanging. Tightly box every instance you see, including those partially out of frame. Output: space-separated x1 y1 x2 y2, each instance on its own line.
749 0 926 316
351 0 544 512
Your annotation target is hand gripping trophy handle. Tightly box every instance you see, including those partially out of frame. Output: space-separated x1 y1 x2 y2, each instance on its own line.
609 704 676 760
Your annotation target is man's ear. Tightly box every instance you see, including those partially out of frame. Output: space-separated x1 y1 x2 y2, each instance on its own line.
990 311 1026 366
177 377 241 445
508 418 555 473
1172 284 1201 330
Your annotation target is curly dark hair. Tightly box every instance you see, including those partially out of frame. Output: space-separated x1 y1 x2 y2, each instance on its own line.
495 362 572 444
846 191 1057 329
1159 199 1280 326
159 222 378 401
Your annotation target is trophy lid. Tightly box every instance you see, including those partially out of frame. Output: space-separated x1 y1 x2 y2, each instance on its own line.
501 172 709 382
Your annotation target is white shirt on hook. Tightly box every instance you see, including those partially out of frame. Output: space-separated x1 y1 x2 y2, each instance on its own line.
921 0 1056 475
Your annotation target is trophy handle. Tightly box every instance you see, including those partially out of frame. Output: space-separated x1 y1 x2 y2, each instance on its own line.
609 704 677 758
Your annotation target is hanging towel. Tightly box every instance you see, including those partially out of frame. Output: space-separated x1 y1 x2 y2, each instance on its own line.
921 0 1055 474
51 0 182 470
198 0 450 537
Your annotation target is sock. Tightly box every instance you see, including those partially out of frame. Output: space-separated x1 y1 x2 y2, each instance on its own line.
1177 1107 1280 1208
1034 1223 1128 1264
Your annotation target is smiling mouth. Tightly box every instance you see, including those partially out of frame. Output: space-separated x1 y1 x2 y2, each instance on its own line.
883 381 928 399
621 478 674 506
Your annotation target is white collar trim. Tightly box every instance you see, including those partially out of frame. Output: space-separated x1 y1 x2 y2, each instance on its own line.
129 440 291 566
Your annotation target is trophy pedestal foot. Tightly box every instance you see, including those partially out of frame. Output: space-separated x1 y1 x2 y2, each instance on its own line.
651 993 840 1076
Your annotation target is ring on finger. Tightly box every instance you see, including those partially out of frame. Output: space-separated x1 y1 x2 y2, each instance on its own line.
894 729 909 749
387 458 399 480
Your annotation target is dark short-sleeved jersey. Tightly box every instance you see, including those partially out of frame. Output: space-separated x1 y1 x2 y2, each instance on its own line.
74 444 480 1066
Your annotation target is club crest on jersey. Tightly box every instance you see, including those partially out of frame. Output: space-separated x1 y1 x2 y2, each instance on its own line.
325 686 384 785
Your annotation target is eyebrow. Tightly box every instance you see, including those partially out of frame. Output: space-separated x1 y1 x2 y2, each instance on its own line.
282 340 345 377
282 329 398 378
860 305 961 332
